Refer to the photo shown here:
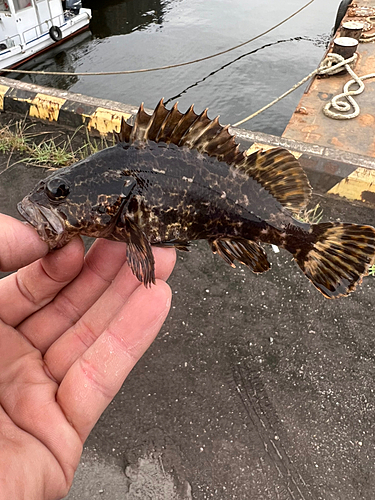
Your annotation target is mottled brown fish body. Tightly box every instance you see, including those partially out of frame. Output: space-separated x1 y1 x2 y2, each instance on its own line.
18 100 375 298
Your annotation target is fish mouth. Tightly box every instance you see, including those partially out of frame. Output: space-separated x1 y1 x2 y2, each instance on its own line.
17 197 69 249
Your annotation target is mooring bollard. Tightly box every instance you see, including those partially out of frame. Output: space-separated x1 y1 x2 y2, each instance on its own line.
340 21 364 41
332 36 359 60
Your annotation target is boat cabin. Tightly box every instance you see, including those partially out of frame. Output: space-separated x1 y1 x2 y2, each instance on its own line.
0 1 71 47
0 0 90 69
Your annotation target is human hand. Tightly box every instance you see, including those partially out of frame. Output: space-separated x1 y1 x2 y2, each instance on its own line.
0 214 176 500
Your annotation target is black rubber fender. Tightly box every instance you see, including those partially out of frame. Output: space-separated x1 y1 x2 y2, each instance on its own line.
333 0 352 33
49 25 63 42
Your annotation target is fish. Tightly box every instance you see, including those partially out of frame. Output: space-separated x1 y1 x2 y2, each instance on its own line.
17 99 375 298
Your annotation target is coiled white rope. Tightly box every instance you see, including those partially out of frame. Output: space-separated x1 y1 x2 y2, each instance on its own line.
319 52 375 120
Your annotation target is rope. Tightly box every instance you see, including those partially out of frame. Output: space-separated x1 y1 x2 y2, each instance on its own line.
0 0 315 76
232 67 321 127
320 53 375 120
232 52 375 127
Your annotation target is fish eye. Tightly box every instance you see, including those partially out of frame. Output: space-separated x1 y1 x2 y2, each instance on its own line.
45 178 70 201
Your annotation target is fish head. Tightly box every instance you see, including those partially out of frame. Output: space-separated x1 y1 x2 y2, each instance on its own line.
17 151 138 249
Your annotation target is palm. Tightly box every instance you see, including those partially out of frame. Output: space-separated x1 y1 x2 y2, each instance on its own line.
0 215 175 499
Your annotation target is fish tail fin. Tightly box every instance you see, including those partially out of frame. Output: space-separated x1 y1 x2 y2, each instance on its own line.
291 222 375 298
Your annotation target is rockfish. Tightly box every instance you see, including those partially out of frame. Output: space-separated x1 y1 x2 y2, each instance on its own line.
18 100 375 298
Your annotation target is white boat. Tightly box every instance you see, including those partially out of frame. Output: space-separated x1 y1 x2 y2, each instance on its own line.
0 0 91 70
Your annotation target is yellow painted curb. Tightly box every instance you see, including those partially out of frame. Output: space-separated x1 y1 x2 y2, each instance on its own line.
327 167 375 203
29 93 67 122
86 107 132 136
0 84 10 111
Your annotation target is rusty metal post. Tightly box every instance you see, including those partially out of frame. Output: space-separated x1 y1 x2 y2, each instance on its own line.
340 21 364 40
332 36 359 59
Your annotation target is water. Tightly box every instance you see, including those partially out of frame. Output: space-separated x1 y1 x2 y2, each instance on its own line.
16 0 339 136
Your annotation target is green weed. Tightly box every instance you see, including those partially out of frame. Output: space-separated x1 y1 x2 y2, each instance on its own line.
0 119 112 169
296 203 323 225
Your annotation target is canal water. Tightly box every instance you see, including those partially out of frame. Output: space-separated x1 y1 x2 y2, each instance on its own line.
16 0 339 136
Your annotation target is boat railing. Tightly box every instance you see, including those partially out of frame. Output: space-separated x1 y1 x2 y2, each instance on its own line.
0 13 66 51
0 9 89 54
21 13 65 45
0 34 21 51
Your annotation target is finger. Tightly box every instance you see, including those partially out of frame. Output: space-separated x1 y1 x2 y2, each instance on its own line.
0 237 84 327
0 214 48 272
57 280 172 442
17 238 130 351
20 241 175 354
44 246 176 380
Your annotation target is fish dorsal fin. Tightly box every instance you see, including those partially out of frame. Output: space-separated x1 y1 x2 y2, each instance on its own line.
115 100 311 211
115 98 240 162
114 117 132 143
237 148 312 211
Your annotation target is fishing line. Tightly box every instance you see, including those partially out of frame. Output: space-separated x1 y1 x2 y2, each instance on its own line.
164 37 314 105
0 0 315 76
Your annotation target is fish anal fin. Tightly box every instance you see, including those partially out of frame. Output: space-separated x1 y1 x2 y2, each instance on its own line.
209 237 270 274
238 147 312 212
125 218 155 287
292 222 375 298
154 239 190 252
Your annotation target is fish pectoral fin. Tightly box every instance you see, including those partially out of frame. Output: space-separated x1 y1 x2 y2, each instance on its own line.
209 237 270 273
292 222 375 298
125 219 155 287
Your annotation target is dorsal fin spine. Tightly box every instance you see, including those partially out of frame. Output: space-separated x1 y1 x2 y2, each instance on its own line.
141 101 160 141
190 115 222 151
118 100 312 211
156 102 180 143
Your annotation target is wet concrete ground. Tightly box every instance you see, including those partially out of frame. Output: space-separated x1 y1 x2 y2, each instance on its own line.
1 116 375 499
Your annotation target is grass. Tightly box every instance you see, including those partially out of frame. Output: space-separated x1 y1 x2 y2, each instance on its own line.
296 203 323 225
0 120 30 154
0 118 111 170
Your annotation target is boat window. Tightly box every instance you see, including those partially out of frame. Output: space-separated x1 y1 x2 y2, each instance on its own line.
0 0 10 11
13 0 32 11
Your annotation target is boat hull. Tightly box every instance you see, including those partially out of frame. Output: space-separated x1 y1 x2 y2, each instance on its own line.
0 11 91 72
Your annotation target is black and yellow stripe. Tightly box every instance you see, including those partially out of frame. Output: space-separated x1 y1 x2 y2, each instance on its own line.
0 76 132 136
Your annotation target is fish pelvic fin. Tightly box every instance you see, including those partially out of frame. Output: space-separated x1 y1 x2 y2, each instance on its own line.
209 237 270 273
237 148 312 212
291 222 375 298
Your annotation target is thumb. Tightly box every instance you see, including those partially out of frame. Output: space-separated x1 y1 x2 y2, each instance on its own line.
0 214 48 272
